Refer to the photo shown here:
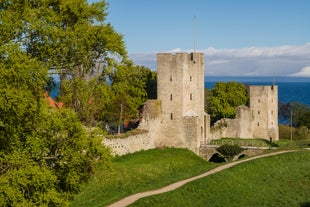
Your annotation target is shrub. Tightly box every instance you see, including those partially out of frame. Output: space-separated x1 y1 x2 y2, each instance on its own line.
217 144 244 161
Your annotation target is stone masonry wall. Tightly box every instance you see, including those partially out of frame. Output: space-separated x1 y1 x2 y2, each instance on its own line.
210 85 279 140
210 105 252 139
102 132 155 156
156 53 205 153
249 85 279 140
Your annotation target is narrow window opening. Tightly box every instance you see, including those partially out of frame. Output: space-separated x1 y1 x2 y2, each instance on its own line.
190 76 192 81
258 110 260 115
257 122 260 126
190 93 192 100
170 94 172 101
170 113 173 120
170 75 172 81
258 99 260 103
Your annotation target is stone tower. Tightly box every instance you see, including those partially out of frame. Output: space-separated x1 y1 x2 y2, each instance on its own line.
156 52 208 154
248 85 279 141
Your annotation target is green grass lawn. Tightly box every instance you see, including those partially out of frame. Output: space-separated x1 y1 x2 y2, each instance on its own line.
129 150 310 207
70 148 219 207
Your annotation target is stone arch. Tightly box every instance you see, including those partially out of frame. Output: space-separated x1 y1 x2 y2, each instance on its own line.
237 154 246 160
208 153 226 163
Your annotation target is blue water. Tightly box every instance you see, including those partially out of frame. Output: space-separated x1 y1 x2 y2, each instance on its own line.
51 76 310 107
205 77 310 106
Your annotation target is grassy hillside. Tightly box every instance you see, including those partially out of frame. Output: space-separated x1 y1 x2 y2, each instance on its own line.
130 150 310 207
70 148 219 207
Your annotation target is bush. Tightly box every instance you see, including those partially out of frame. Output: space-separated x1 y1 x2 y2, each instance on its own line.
217 144 244 161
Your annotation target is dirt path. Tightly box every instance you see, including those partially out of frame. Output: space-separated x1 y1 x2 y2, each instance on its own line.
106 150 296 207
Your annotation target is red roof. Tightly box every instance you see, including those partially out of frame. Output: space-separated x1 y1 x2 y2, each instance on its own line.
44 92 63 109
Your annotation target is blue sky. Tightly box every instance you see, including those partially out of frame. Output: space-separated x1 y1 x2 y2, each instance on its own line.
89 0 310 78
104 0 310 52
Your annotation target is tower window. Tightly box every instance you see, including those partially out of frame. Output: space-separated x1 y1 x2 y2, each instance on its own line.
190 76 192 81
190 93 192 100
170 75 172 81
258 99 260 103
170 113 173 120
170 94 172 101
258 110 260 115
271 110 273 115
257 122 260 126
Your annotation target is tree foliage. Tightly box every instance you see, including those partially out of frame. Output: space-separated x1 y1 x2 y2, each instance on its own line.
207 81 248 123
0 1 156 204
60 77 113 127
1 0 136 125
1 0 127 74
106 62 154 133
279 101 310 129
0 44 47 151
0 43 111 207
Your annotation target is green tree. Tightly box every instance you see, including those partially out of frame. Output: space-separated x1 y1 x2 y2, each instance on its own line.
108 62 149 134
1 0 127 123
60 77 113 126
0 44 111 206
279 102 310 128
0 44 47 151
0 150 68 206
208 81 248 123
141 67 157 99
1 0 126 75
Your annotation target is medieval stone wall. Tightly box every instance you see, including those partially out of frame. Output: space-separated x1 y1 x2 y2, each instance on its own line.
210 106 252 139
210 85 279 141
102 54 279 157
102 132 155 156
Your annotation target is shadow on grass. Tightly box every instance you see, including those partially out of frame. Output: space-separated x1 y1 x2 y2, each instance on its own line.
263 139 279 147
300 202 310 207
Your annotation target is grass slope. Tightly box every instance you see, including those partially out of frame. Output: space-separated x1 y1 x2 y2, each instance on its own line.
70 148 219 207
130 150 310 207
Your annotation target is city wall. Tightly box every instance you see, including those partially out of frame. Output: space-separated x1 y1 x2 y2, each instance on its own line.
102 132 155 156
210 105 252 139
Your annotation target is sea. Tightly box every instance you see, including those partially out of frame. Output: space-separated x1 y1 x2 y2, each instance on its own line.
51 76 310 107
205 76 310 106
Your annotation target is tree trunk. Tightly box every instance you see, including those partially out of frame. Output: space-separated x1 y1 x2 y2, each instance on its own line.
117 102 123 135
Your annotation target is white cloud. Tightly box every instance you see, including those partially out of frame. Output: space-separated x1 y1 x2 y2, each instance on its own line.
288 66 310 77
129 43 310 78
